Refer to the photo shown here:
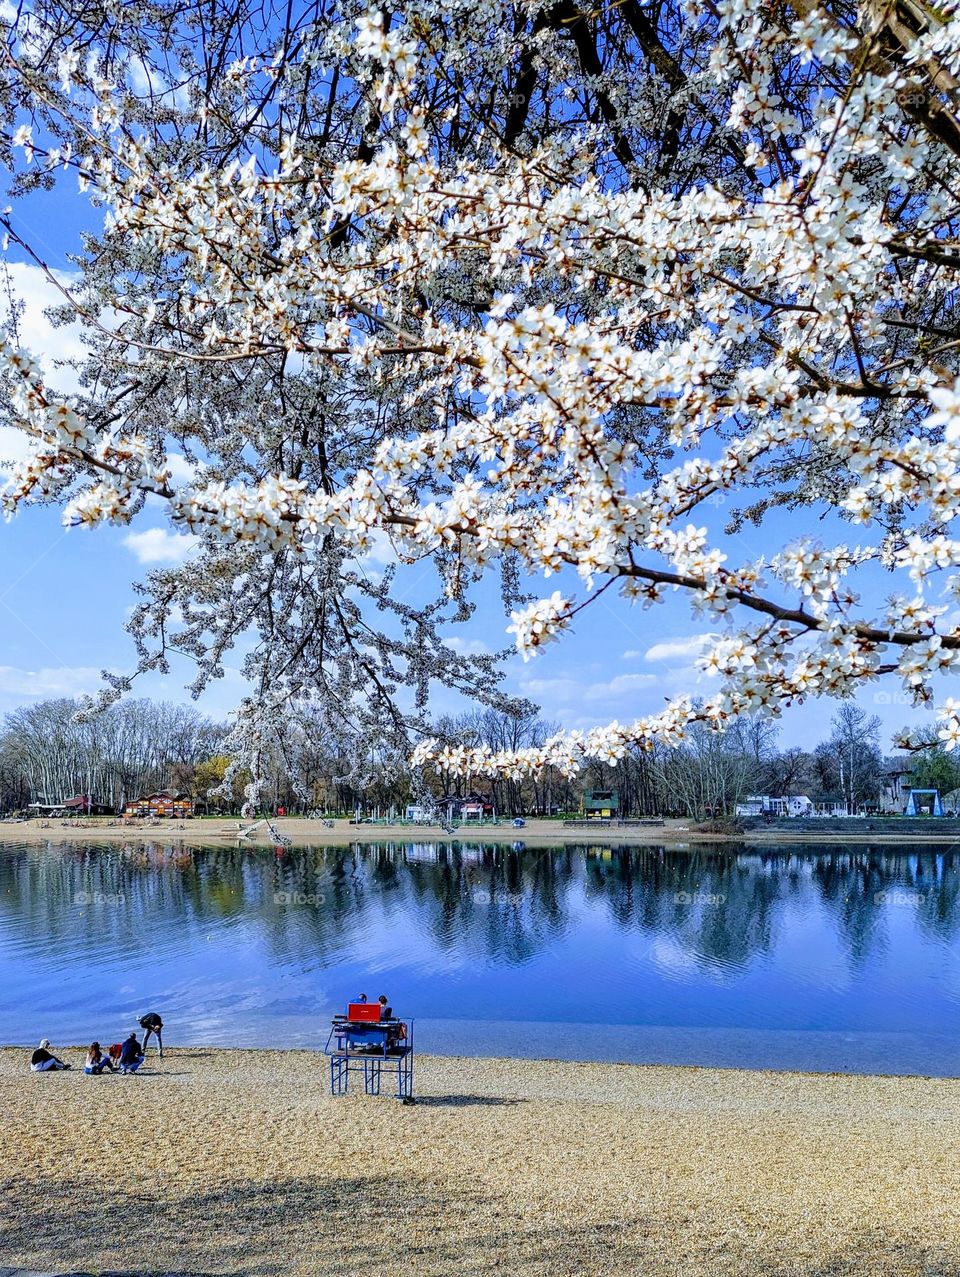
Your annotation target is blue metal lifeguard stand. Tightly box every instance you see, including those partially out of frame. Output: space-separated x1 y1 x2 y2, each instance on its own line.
325 1007 415 1103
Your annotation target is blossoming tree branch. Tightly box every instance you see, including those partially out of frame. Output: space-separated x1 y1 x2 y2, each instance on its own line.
3 0 960 781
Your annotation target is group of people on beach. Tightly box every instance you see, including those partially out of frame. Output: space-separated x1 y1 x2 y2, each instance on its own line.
29 1012 164 1075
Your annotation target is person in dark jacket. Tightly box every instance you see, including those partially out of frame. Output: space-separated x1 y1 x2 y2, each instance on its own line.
118 1031 144 1074
138 1011 164 1057
30 1039 70 1072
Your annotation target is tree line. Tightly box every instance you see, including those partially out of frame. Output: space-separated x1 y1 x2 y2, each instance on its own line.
2 697 959 820
0 699 224 813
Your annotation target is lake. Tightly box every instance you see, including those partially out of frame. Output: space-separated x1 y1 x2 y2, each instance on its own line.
2 838 960 1074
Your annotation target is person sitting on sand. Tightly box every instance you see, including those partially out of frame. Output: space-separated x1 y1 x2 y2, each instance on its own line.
138 1011 164 1057
84 1042 115 1075
118 1031 145 1074
378 994 392 1021
31 1039 70 1072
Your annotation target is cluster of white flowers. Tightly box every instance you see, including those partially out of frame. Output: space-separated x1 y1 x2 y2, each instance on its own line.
937 699 960 751
506 592 572 660
0 336 166 522
5 0 960 776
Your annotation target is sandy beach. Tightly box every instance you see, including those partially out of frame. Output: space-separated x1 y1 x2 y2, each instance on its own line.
2 815 960 847
1 1048 959 1276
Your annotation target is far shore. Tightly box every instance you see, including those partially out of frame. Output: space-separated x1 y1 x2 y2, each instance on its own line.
1 814 960 847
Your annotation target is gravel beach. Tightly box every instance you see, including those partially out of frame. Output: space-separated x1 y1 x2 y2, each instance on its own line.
1 1047 959 1276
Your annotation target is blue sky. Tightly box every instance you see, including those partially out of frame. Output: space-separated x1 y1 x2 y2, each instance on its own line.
0 170 933 753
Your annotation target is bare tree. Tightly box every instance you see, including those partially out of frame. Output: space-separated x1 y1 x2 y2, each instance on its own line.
0 698 223 810
815 705 884 812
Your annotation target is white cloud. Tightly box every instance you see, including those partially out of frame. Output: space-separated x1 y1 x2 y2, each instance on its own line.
622 649 644 660
128 57 157 96
519 676 583 701
356 528 399 567
444 636 491 657
165 453 197 487
644 634 715 663
124 527 198 565
583 672 657 701
520 671 658 707
0 262 88 470
126 54 192 110
3 260 86 389
0 425 34 469
0 665 104 698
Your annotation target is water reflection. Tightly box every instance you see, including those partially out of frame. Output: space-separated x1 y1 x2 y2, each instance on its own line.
1 840 960 1064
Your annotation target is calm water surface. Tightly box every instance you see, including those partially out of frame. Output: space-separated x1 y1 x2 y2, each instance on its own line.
2 838 960 1074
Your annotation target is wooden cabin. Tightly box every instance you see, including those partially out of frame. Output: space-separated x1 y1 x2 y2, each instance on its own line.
123 789 193 819
63 795 115 816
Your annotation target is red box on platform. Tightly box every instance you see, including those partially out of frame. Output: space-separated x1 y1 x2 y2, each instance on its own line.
347 1003 382 1022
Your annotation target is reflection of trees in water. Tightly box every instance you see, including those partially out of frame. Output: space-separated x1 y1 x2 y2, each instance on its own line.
916 857 960 943
0 841 213 957
261 842 577 969
582 849 782 972
690 863 780 972
580 845 960 973
0 840 581 971
811 853 886 966
2 839 960 974
400 844 576 966
809 847 960 964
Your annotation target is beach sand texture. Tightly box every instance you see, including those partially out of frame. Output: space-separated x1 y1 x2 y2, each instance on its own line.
1 1048 959 1275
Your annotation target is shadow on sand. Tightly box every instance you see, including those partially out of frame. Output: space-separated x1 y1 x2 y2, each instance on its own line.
3 1175 960 1277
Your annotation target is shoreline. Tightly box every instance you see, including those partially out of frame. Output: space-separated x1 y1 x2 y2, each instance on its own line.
2 1046 959 1275
2 814 960 847
0 1041 954 1083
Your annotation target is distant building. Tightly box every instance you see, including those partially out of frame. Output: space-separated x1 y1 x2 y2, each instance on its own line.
436 792 495 821
123 789 193 819
27 794 114 817
812 794 849 816
880 760 914 814
735 795 813 818
63 795 114 816
735 797 765 817
26 801 67 818
582 789 619 818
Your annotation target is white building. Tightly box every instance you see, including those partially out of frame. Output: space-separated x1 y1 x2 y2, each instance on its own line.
735 795 814 818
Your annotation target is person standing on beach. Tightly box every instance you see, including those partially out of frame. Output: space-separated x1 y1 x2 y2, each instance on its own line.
138 1011 164 1057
